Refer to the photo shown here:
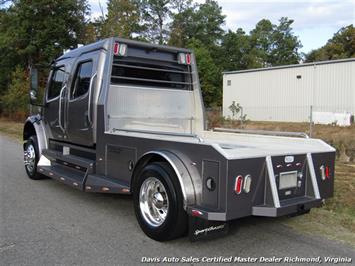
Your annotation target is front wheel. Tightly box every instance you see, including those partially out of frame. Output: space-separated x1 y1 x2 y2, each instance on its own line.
133 162 187 241
24 135 45 180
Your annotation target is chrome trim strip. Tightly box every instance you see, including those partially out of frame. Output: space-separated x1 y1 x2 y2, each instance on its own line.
139 151 195 210
87 72 97 125
307 153 321 199
266 156 280 208
58 85 66 132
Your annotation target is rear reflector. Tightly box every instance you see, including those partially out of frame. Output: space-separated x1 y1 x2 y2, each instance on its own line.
243 175 252 193
234 175 243 194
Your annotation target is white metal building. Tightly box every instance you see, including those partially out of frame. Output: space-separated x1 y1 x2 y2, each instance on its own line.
223 58 355 123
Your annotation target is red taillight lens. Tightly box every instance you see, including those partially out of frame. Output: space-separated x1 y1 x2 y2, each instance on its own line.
191 209 203 217
234 175 243 194
325 166 330 179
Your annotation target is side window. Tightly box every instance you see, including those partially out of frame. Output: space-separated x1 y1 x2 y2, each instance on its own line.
71 61 93 99
47 66 65 100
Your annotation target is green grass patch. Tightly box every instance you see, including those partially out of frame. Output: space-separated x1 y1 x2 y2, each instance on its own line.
0 118 23 142
283 162 355 248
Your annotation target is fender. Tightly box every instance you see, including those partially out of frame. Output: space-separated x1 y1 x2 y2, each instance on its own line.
23 115 48 156
133 150 202 210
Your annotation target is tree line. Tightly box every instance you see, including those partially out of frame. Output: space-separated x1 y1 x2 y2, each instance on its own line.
0 0 354 119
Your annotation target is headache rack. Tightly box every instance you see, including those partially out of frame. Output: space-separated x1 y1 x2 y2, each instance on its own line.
111 53 193 90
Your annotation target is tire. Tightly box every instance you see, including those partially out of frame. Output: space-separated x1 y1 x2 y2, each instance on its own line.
24 135 45 180
133 162 187 241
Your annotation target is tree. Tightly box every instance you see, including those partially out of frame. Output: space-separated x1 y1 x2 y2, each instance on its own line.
0 0 89 69
219 29 251 71
270 17 302 65
169 0 225 48
100 0 142 39
0 0 89 115
305 25 355 62
0 66 28 118
188 0 225 47
168 0 195 47
141 0 171 44
187 38 222 107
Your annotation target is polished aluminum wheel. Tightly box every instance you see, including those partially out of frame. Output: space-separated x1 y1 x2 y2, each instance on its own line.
139 177 169 227
24 144 36 174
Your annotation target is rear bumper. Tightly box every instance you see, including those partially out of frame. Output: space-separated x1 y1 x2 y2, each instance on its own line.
187 197 322 221
252 197 322 217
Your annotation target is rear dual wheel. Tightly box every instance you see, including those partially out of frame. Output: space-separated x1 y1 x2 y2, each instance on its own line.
133 162 187 241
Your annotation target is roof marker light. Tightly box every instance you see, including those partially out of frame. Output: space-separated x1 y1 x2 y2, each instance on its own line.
178 53 192 65
114 42 128 56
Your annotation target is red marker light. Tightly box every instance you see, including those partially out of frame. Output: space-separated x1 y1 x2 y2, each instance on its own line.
234 175 243 194
186 54 191 65
113 42 120 55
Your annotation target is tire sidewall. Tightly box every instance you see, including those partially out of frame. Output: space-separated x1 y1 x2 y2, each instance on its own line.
24 136 40 179
133 162 185 240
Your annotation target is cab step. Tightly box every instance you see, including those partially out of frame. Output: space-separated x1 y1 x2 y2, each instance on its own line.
38 164 87 190
42 149 95 173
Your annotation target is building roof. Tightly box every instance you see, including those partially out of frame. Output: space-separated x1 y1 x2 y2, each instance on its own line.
223 57 355 75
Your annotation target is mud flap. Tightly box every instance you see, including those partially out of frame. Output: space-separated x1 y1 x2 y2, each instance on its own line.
188 216 229 241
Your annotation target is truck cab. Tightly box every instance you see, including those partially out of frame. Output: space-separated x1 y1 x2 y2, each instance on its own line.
23 38 335 241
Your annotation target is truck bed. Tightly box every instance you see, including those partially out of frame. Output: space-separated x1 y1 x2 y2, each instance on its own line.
106 129 334 160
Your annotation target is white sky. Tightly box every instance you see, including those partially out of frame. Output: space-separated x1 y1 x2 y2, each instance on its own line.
88 0 355 53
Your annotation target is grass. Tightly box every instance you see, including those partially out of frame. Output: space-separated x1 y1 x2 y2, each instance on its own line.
1 117 354 246
0 118 23 141
283 162 355 248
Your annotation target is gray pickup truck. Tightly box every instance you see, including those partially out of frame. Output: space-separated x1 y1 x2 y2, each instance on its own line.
23 38 335 241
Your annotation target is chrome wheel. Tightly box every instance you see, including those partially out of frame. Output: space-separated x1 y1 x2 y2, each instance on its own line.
139 177 169 227
24 143 36 174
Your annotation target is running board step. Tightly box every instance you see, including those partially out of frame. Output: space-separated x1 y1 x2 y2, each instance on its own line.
84 174 130 194
38 164 86 190
42 149 94 172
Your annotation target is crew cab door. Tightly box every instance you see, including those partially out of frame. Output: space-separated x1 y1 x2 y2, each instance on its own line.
66 51 100 146
43 65 68 140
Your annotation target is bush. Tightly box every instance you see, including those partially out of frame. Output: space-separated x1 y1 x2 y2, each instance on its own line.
0 66 29 120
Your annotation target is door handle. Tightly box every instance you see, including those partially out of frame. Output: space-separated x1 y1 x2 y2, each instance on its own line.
58 85 66 132
87 72 97 126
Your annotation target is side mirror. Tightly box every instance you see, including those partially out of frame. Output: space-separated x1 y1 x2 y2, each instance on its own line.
30 90 37 101
29 68 42 106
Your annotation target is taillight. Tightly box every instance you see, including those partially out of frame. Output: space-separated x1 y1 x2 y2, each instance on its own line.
113 42 127 56
234 175 243 194
320 165 331 180
325 166 330 179
191 209 203 217
178 53 192 65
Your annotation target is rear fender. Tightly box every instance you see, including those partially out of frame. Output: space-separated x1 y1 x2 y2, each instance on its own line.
133 150 202 210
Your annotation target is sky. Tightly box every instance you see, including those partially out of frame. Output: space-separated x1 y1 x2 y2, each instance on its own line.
88 0 355 53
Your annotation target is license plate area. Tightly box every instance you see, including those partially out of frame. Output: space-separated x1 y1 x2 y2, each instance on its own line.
279 171 298 190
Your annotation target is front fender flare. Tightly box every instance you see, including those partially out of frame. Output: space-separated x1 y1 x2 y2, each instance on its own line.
23 115 48 156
